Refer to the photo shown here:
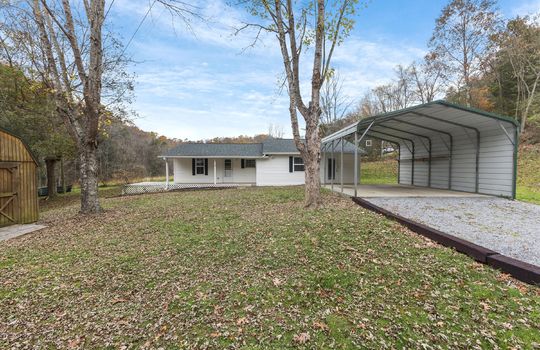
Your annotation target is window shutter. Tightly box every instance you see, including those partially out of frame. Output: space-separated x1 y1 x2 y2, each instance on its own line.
204 159 209 175
289 156 293 173
241 159 245 168
192 158 195 176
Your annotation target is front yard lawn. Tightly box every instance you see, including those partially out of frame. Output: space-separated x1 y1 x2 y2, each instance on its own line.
1 187 539 348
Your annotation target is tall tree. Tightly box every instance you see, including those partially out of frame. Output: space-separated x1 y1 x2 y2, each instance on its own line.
429 0 500 106
1 0 133 213
33 0 106 213
492 15 540 132
241 0 360 208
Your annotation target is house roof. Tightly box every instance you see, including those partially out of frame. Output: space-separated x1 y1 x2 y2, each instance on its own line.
262 139 303 153
162 138 361 158
164 143 263 158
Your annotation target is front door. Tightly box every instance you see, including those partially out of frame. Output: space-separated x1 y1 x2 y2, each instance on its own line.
0 162 20 227
224 159 233 181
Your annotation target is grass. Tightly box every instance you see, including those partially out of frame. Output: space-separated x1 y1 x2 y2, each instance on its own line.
360 158 398 184
1 187 538 348
517 144 540 204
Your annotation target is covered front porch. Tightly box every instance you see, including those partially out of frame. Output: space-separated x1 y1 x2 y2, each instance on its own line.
164 157 258 186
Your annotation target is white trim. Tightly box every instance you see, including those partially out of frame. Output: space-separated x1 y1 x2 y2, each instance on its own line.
263 152 301 155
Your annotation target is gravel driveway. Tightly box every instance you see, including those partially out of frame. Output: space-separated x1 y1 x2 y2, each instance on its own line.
367 197 540 267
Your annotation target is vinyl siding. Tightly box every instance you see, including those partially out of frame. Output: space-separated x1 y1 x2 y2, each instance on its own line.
320 153 359 184
256 155 305 186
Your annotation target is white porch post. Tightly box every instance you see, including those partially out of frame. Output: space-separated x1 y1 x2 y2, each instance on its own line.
213 159 217 185
164 158 169 190
354 131 358 197
340 137 344 194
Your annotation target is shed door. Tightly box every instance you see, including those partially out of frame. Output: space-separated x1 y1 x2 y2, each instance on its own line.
0 162 20 227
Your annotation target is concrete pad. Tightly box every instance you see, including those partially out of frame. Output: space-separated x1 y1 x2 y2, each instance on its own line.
324 184 487 198
0 224 47 242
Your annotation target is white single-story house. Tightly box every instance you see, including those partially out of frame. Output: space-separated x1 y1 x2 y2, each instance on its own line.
161 139 360 186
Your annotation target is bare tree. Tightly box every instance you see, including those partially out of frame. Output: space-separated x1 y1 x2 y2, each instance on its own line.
34 0 106 213
353 59 443 119
239 0 361 208
410 57 445 103
494 15 540 132
320 70 353 133
369 66 415 113
267 123 285 138
0 0 134 213
429 0 500 106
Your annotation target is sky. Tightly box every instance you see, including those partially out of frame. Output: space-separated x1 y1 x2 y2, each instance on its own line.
107 0 540 141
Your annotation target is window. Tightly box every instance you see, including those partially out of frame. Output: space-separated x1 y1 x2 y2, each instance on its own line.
293 157 305 171
365 139 372 147
245 159 256 168
195 158 205 175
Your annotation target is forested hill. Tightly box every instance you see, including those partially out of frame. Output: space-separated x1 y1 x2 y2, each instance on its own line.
0 64 178 185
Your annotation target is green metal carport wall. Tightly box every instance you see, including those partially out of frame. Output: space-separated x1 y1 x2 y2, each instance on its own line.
321 100 520 199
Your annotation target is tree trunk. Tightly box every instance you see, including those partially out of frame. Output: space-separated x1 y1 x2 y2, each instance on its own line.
60 156 66 193
79 142 101 214
304 155 321 208
45 157 57 198
303 115 322 209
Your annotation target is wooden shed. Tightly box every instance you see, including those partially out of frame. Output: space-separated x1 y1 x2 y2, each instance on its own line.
0 127 39 227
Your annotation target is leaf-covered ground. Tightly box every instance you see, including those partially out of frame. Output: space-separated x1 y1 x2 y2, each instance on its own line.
1 187 539 349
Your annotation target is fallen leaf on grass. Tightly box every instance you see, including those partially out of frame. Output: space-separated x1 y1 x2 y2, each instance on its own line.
312 321 329 331
68 337 83 349
293 332 310 344
236 317 248 325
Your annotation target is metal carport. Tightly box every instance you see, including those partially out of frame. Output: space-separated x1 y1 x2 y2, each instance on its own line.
321 100 520 198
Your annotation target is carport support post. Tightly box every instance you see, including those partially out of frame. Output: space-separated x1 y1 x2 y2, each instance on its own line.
340 137 344 194
331 140 335 191
449 137 453 190
354 132 358 197
428 139 432 187
411 142 415 186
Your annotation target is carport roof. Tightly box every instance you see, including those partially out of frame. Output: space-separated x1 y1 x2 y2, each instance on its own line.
321 100 519 144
